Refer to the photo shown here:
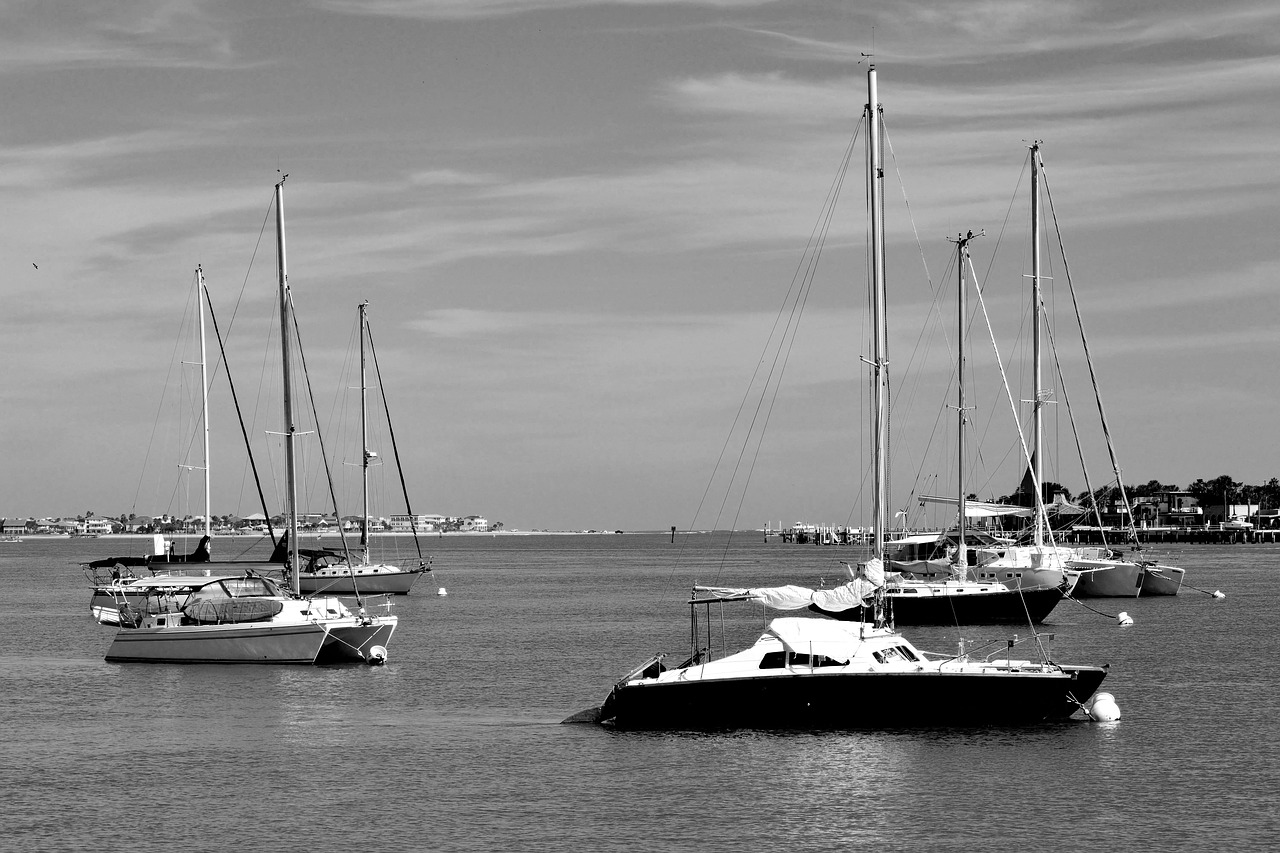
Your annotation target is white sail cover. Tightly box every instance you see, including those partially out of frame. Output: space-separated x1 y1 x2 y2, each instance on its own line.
920 495 1034 518
697 559 885 613
766 617 861 662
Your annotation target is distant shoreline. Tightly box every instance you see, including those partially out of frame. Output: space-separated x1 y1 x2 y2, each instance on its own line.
15 529 658 539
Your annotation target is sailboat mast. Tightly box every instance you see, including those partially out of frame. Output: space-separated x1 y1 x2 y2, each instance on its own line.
275 178 300 593
952 230 982 569
956 236 968 568
197 265 211 541
1031 142 1044 547
867 65 887 562
359 300 370 562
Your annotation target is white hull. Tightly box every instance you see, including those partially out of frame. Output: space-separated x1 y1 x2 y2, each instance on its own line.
105 615 397 664
106 621 330 663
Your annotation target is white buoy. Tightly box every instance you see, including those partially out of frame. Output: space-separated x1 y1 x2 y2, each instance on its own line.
437 587 448 596
366 645 387 665
1087 692 1121 721
1117 611 1134 626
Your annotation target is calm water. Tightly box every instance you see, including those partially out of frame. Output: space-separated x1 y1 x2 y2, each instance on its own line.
1 534 1275 852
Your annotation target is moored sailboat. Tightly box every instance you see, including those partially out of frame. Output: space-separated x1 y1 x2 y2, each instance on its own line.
817 72 1070 625
994 143 1184 598
84 266 286 625
587 604 1109 729
102 178 397 664
295 301 429 596
571 66 1113 728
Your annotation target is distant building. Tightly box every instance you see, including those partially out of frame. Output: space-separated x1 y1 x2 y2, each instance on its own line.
1160 491 1202 528
460 515 489 532
78 518 113 536
3 519 28 535
388 514 444 532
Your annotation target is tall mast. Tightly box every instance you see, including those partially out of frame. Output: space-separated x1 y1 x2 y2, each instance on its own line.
953 230 981 571
359 300 371 562
1031 142 1044 547
275 178 300 593
867 65 887 562
196 266 211 540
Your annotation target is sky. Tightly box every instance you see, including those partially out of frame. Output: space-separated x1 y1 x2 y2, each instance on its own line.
2 0 1278 531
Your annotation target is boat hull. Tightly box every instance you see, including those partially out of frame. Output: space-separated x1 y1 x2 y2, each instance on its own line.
104 622 330 664
320 618 398 663
890 585 1066 624
297 569 423 596
1071 563 1183 597
600 665 1107 729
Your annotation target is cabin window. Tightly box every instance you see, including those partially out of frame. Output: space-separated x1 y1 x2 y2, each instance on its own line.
221 578 274 598
759 651 844 669
874 645 920 664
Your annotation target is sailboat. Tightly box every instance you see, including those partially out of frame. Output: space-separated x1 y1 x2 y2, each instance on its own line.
1015 144 1183 597
295 300 430 596
794 74 1071 625
571 66 1113 728
888 144 1183 601
86 266 287 625
976 143 1183 598
103 179 397 664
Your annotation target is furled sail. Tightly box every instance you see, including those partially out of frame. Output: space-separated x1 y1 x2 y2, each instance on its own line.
697 559 885 613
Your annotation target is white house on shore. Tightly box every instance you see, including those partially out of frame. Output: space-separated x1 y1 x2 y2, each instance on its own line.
388 514 446 532
78 518 113 536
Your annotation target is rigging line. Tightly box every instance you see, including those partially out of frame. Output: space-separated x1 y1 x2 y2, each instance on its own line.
128 271 200 518
326 314 361 527
677 124 862 584
881 119 950 413
225 190 277 345
286 291 361 603
365 319 429 569
967 251 1058 550
163 279 206 524
254 280 282 525
1039 288 1109 546
897 248 959 526
682 124 862 545
879 115 895 526
709 227 844 576
717 164 847 569
881 120 949 500
1040 161 1141 548
881 120 935 295
967 154 1030 471
204 286 279 547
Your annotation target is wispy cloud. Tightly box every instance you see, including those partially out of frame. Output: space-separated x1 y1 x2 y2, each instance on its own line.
0 0 247 71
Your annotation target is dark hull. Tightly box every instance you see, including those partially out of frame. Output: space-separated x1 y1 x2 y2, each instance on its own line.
813 585 1065 626
319 621 397 663
297 569 425 596
601 666 1107 729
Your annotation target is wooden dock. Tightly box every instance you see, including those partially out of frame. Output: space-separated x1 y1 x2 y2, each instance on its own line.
766 525 1280 545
